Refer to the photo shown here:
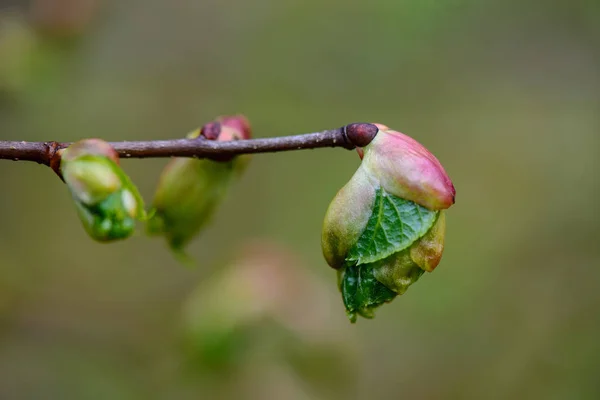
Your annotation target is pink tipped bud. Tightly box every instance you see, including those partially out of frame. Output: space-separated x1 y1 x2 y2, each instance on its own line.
217 115 252 141
197 115 252 143
362 128 455 210
148 116 253 255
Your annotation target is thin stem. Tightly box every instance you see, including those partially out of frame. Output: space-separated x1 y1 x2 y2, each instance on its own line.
0 127 355 168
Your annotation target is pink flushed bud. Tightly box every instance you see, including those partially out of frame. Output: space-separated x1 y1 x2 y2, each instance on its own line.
217 115 252 141
360 128 455 210
216 115 252 174
195 115 251 142
323 123 455 320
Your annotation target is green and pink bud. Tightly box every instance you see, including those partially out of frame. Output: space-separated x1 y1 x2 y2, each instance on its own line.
61 139 145 242
216 115 252 175
147 115 252 257
322 123 455 321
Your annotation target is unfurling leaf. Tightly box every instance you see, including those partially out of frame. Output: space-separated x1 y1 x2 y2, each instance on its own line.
339 193 444 321
147 115 251 258
338 263 397 323
61 139 145 242
322 123 455 322
346 187 438 265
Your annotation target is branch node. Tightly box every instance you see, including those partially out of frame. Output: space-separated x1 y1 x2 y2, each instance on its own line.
44 141 64 180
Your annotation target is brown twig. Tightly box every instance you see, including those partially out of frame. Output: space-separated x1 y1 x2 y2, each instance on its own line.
0 127 360 170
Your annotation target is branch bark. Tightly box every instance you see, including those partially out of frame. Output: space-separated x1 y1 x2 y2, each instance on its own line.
0 127 356 168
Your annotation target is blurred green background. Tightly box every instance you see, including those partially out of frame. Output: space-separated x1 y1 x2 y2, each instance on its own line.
1 0 599 399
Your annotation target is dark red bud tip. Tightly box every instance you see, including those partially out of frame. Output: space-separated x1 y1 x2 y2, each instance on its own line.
344 123 379 148
201 122 222 140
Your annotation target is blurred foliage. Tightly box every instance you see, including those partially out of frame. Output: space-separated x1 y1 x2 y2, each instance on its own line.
0 0 599 399
179 242 356 398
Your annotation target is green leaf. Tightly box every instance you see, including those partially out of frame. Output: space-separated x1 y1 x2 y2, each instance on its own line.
339 189 438 322
347 187 438 265
339 263 397 323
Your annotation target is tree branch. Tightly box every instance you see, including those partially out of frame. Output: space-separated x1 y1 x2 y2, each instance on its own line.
0 127 357 168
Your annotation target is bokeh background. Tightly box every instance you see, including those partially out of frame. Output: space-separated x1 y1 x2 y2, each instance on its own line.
1 0 599 399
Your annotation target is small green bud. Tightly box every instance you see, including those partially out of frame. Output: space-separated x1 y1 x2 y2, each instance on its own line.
61 139 145 242
62 157 121 204
147 115 252 257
